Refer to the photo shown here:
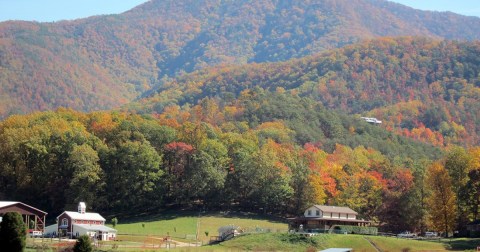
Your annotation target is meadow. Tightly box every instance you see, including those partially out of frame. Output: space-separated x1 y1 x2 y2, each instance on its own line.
25 211 480 251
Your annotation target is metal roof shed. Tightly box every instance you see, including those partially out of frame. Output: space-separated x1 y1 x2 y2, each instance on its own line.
319 249 353 252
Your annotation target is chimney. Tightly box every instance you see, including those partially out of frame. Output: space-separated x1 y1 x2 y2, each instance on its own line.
78 202 86 214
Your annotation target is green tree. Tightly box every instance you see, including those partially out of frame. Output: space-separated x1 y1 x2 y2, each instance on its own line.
73 234 93 252
0 212 26 252
445 147 472 194
444 147 472 227
460 169 480 220
111 217 118 228
66 144 104 208
102 140 163 210
189 139 229 204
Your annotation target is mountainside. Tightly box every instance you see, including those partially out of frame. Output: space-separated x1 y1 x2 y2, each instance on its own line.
130 37 480 147
1 0 480 117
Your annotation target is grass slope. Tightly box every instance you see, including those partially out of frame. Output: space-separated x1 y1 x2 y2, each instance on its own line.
112 211 288 243
207 233 450 252
368 236 446 251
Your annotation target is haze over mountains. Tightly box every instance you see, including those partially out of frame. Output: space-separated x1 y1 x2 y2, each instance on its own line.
0 0 480 117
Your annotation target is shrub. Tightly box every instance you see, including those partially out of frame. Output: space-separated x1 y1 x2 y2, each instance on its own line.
73 235 93 252
0 212 26 252
333 225 378 235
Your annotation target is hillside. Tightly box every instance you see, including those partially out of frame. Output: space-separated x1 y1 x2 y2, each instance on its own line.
1 0 480 117
0 104 445 232
132 37 480 147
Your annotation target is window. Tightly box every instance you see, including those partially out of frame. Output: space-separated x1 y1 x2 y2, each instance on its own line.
62 218 68 226
316 210 320 216
307 210 311 216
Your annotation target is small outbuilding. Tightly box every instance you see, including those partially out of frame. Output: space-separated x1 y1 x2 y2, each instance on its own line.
0 201 47 233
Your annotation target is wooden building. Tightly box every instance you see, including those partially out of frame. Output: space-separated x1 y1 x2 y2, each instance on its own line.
288 205 370 232
0 201 47 233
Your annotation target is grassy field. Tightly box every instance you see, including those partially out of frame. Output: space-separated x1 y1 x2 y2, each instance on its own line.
367 236 447 252
205 233 452 252
111 211 287 243
24 211 480 251
24 234 457 252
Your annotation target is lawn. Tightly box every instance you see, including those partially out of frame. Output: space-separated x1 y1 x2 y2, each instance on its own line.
26 211 480 251
437 237 480 250
368 236 448 252
113 215 197 238
206 233 452 252
111 211 288 243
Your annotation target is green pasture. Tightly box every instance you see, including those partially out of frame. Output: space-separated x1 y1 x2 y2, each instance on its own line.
206 233 449 252
111 211 287 243
367 236 447 251
23 211 480 251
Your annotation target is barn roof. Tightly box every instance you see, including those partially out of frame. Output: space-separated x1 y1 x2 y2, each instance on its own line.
74 224 116 232
0 201 47 216
59 211 105 221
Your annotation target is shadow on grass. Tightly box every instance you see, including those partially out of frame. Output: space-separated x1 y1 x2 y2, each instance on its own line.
437 238 480 250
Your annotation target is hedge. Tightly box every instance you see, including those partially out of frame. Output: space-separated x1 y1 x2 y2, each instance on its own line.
332 225 378 235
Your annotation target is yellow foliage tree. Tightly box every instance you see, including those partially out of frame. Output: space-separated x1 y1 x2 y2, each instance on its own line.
426 162 457 237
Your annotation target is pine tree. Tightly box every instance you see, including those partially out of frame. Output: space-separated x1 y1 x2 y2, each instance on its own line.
0 212 27 252
73 235 93 252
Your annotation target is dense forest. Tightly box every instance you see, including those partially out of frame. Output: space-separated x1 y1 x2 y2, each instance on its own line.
0 88 476 233
130 37 480 147
1 0 480 117
1 0 480 238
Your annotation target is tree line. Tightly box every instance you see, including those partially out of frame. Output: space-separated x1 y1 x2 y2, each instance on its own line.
0 90 477 234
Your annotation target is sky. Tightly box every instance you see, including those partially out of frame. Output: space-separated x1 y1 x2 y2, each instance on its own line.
0 0 479 23
0 0 150 22
389 0 480 17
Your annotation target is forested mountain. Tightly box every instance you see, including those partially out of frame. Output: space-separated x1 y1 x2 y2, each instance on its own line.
130 37 480 147
0 98 443 229
0 96 476 233
1 0 480 117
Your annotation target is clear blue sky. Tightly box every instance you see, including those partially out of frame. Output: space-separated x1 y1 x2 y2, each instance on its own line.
0 0 479 22
0 0 150 22
389 0 480 17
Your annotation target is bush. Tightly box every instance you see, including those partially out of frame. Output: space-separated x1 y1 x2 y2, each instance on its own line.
0 212 26 252
73 235 93 252
333 225 378 235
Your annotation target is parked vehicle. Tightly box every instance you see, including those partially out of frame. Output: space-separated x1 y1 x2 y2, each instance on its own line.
397 231 417 238
425 231 438 237
29 230 43 238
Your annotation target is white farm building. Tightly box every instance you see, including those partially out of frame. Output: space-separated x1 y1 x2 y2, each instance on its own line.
45 202 116 241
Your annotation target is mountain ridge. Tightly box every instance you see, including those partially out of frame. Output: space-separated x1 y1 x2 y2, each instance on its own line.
128 37 480 146
0 0 479 117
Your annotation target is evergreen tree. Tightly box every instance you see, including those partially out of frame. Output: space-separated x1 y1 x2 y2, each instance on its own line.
0 212 26 252
73 235 93 252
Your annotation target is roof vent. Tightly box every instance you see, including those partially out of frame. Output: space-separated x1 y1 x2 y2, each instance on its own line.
78 202 86 214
